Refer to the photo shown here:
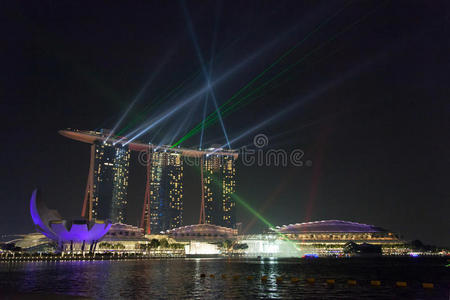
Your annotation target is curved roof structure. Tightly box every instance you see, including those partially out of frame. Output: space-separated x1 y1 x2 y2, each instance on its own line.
275 220 387 234
30 190 62 240
59 129 238 159
166 224 237 240
30 189 111 242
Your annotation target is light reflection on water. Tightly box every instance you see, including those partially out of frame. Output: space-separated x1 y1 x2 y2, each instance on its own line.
0 257 448 299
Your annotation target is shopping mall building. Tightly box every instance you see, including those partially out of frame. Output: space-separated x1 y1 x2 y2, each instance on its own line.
238 220 408 257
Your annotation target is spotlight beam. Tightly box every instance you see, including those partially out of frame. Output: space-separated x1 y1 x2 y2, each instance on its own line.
116 69 200 136
117 27 249 137
105 51 173 142
121 3 324 144
148 123 164 144
119 23 297 145
117 32 248 138
199 5 225 150
171 44 341 147
172 0 383 147
119 64 228 145
172 1 354 147
168 100 200 145
206 43 377 151
199 94 208 149
181 1 231 148
220 58 373 149
202 168 302 253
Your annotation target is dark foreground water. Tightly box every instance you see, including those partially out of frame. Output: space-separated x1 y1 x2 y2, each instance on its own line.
0 257 448 299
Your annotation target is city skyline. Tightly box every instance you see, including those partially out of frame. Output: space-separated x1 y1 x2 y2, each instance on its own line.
1 1 449 248
1 2 449 299
60 129 240 234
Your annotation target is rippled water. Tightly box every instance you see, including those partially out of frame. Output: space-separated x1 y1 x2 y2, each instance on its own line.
0 257 448 299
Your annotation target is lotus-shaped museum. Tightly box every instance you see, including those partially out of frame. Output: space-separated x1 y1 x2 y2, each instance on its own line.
30 189 111 251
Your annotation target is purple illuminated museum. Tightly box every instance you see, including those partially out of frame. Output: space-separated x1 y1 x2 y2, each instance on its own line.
30 189 111 252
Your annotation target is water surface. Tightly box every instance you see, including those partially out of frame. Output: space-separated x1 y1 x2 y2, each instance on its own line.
0 257 448 299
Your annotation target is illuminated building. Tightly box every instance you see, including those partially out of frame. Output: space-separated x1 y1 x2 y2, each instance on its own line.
104 223 144 239
166 224 238 256
30 189 111 253
91 140 130 223
166 224 237 241
273 220 406 256
272 220 402 243
203 151 237 228
148 149 183 233
237 220 406 257
59 129 238 233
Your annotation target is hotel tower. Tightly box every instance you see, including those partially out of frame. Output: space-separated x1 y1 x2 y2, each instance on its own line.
147 149 184 233
203 153 236 228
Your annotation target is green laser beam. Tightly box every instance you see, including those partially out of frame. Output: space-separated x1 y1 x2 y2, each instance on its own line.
228 185 302 251
171 2 354 148
194 165 302 254
117 70 200 136
117 35 246 136
175 89 269 145
214 45 344 120
172 45 343 146
232 193 274 229
172 1 384 147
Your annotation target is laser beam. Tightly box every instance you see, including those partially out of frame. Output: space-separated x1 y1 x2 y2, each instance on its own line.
117 23 246 136
120 27 298 144
173 0 384 147
219 58 373 150
122 4 323 144
202 168 302 253
172 1 354 147
181 0 231 148
105 51 173 142
199 94 208 149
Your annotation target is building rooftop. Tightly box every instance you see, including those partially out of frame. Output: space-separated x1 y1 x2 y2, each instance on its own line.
59 129 239 159
275 220 388 233
166 224 237 240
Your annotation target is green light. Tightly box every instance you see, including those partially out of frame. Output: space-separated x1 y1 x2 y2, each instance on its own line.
172 91 268 147
117 36 245 137
172 1 383 148
117 70 200 136
231 193 273 229
231 192 302 251
172 46 341 147
195 164 301 254
172 2 354 148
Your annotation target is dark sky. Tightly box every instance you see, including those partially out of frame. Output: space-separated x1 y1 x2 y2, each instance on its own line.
1 1 449 247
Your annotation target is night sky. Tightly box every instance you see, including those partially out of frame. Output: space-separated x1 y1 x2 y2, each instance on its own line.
1 1 449 247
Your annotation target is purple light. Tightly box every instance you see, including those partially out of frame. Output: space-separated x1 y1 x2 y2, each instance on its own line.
50 221 111 242
303 253 319 258
30 190 59 240
30 189 111 243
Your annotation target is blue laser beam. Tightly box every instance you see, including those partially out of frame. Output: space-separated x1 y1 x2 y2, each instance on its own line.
119 32 294 145
169 100 200 145
105 51 173 142
199 94 208 149
200 1 222 150
181 1 231 148
218 61 373 150
148 123 164 144
119 12 310 145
